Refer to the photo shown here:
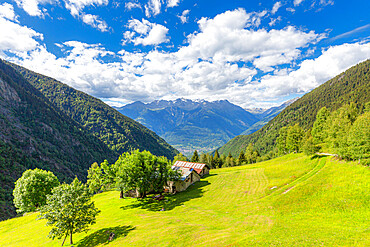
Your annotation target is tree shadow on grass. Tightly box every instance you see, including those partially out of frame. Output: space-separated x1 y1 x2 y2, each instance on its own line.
121 180 210 212
75 225 135 247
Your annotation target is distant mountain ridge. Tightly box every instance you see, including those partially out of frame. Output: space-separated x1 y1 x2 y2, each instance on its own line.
116 98 292 155
218 59 370 157
242 98 299 136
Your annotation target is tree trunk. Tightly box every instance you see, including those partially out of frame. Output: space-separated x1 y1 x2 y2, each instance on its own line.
120 190 123 199
70 229 73 245
61 232 68 246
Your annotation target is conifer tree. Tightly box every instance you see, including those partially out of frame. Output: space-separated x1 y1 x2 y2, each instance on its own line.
311 107 330 144
276 126 288 154
191 150 199 162
286 124 304 153
173 153 188 162
238 150 246 165
213 150 221 168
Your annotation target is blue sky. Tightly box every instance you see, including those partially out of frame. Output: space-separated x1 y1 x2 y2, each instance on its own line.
0 0 369 108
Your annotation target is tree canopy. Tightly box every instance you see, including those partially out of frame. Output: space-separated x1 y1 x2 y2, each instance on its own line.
191 150 199 162
13 168 59 214
38 178 100 246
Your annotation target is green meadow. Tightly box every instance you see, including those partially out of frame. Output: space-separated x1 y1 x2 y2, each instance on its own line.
0 153 369 246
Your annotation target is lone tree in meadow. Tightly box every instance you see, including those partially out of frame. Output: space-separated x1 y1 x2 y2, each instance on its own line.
13 168 59 214
38 178 100 246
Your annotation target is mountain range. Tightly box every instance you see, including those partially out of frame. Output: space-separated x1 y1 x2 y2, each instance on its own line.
115 98 294 155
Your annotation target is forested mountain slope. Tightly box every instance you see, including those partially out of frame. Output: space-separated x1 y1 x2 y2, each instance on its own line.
218 59 370 156
7 61 178 159
0 60 116 220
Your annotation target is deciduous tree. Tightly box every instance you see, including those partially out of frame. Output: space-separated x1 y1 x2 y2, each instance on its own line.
13 168 59 214
38 178 100 246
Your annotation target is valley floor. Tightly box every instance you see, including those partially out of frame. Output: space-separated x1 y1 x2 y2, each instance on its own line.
0 154 369 246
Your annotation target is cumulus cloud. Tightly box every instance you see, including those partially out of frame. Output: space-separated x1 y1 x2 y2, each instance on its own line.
63 0 109 17
63 0 110 31
1 7 369 108
14 0 55 16
125 1 141 10
82 13 109 32
269 16 282 26
123 19 169 46
14 0 109 32
0 17 43 52
255 42 370 99
178 8 322 70
271 1 282 14
167 0 180 8
294 0 305 6
178 9 189 23
0 3 19 22
144 0 162 17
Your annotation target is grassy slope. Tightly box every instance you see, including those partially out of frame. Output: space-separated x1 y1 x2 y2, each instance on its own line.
0 154 369 246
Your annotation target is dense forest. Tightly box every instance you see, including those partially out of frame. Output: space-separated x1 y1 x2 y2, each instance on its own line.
7 61 178 160
218 59 370 157
0 60 116 220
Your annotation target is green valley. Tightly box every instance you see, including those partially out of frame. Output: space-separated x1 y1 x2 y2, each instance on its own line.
0 154 369 246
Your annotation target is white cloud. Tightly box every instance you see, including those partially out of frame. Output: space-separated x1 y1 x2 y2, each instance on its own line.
319 0 334 6
178 9 189 23
14 0 55 16
123 19 169 46
271 2 282 14
0 17 43 52
82 13 109 32
167 0 180 8
177 9 321 70
14 0 110 32
125 1 141 10
2 7 369 108
255 42 370 99
63 0 109 17
330 24 370 42
0 3 19 22
293 0 305 6
286 7 295 13
269 16 282 26
144 0 162 17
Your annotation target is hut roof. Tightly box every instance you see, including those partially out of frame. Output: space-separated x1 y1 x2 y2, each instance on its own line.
173 161 209 175
171 166 199 181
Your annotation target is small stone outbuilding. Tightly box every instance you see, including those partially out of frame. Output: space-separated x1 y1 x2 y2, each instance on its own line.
168 166 201 193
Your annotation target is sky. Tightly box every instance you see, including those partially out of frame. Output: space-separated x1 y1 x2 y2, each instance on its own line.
0 0 369 108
